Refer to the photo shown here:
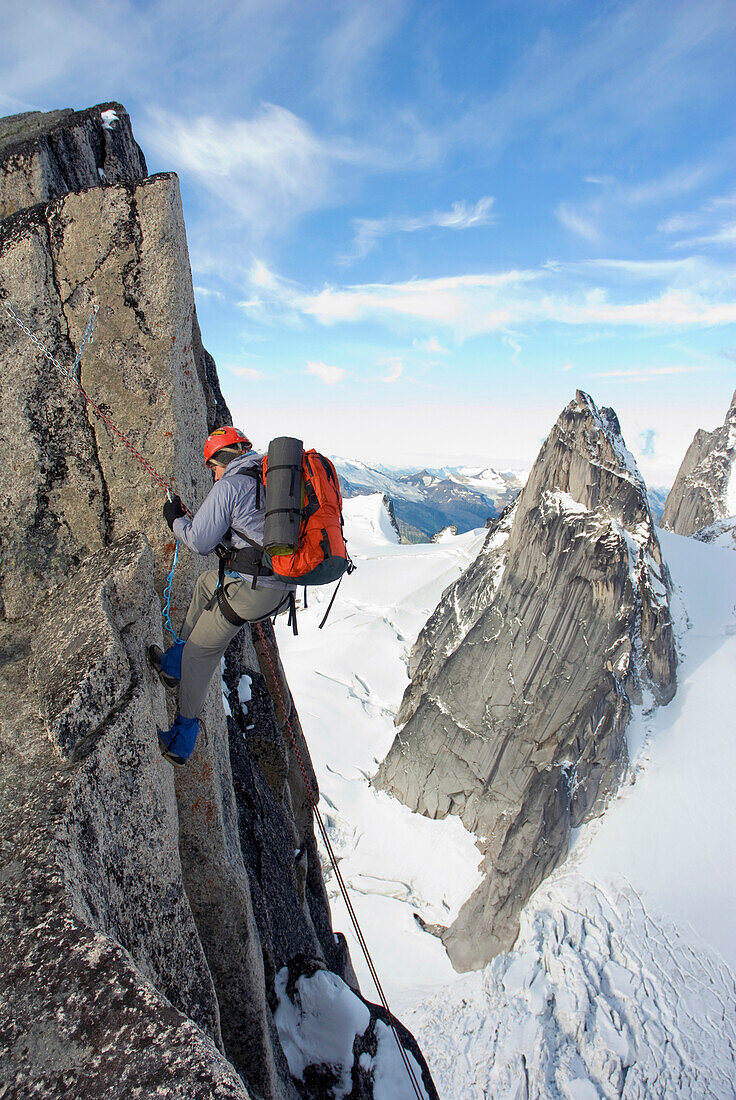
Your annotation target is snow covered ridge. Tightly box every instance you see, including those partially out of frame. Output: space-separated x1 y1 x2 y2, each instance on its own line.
693 515 736 549
376 391 677 971
332 456 523 541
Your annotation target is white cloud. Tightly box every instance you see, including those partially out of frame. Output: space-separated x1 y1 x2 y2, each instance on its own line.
318 0 406 121
556 203 603 244
306 360 346 385
144 104 333 234
591 366 703 382
452 0 735 158
302 270 538 331
237 257 736 341
224 364 263 380
672 222 736 249
624 165 711 206
193 285 223 300
557 163 714 248
503 335 522 363
344 196 495 260
659 189 736 249
413 336 449 354
379 357 404 383
638 428 658 457
299 268 736 334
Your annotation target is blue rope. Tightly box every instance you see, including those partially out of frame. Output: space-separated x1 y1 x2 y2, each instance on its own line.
163 542 184 643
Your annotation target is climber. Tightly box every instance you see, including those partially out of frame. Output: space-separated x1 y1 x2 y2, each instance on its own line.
150 426 295 766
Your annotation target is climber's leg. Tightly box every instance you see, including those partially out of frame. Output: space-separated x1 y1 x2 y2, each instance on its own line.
179 577 289 721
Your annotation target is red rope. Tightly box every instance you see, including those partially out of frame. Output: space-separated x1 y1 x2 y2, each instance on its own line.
73 380 192 514
5 302 191 512
254 621 426 1100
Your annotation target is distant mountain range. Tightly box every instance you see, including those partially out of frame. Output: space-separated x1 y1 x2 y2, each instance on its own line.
332 458 525 541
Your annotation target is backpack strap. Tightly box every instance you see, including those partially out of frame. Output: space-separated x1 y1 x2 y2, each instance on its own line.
232 465 263 510
318 575 344 630
318 551 356 629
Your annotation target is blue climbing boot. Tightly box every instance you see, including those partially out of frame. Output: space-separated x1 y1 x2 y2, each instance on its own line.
148 641 185 690
158 713 199 767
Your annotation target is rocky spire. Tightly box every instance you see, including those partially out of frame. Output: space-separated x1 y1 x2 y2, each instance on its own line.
376 391 677 971
661 390 736 536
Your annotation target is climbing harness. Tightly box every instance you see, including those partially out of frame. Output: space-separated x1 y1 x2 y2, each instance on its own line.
255 621 426 1100
6 300 422 1098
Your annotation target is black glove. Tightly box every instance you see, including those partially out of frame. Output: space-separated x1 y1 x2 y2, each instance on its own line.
163 494 186 531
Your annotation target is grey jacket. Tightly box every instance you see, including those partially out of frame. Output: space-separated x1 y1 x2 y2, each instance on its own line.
173 451 290 589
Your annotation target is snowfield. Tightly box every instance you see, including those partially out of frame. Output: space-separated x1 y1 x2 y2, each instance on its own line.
276 494 736 1098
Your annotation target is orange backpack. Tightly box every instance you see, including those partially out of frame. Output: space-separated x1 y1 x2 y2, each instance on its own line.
264 448 352 585
216 440 354 633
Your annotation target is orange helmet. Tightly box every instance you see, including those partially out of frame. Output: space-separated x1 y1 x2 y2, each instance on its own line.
203 426 252 464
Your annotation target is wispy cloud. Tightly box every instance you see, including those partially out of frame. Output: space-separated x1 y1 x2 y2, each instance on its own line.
379 356 404 383
503 335 522 363
306 360 346 385
224 364 263 380
659 189 736 250
557 163 714 246
674 222 736 248
318 0 407 121
591 366 703 382
556 203 602 244
452 0 735 157
343 196 495 261
242 257 736 339
413 336 449 354
301 274 736 333
144 104 334 235
194 285 223 300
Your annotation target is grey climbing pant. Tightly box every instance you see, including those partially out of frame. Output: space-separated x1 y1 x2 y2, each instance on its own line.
179 569 293 720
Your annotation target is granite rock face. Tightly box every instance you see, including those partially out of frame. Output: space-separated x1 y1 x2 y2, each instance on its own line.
376 392 677 971
661 390 736 536
0 103 147 221
0 105 434 1100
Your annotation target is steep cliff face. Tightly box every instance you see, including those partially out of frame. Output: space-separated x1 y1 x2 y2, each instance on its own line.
0 105 435 1100
661 390 736 536
376 392 677 971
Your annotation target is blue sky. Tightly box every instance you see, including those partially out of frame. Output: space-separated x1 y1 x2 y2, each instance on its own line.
2 0 735 484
